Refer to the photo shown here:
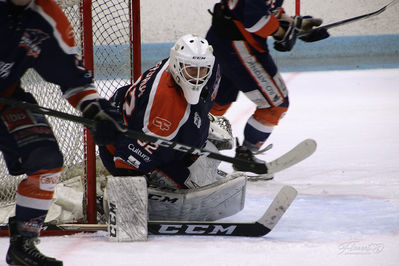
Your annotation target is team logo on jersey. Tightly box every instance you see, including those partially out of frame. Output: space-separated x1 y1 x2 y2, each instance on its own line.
152 117 172 131
1 108 34 132
0 62 14 79
194 112 201 129
19 28 50 58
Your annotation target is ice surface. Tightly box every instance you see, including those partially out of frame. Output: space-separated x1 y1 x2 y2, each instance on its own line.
1 69 398 266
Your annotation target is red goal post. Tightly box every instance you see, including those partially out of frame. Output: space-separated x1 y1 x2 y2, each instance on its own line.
80 0 141 226
0 0 141 235
296 0 300 15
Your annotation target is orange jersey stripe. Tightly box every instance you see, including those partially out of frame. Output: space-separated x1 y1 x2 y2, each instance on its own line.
115 158 137 170
106 144 116 155
66 89 99 108
233 21 267 53
146 70 189 138
252 15 280 38
35 0 75 52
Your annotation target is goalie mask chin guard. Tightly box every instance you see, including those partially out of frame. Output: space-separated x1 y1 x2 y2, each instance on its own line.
169 34 215 105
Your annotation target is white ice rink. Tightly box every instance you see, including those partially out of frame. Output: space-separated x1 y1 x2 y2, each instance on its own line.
1 68 398 266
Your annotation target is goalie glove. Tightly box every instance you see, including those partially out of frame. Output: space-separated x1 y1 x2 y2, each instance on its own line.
273 16 302 52
81 98 125 145
207 114 233 150
299 16 330 42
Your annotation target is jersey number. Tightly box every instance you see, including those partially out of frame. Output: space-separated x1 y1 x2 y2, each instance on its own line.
137 140 159 154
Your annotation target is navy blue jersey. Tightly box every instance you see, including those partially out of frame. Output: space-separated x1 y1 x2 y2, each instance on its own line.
102 58 221 183
224 0 284 52
0 0 98 108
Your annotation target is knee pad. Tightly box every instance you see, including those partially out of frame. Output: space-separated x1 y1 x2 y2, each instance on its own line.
23 145 64 175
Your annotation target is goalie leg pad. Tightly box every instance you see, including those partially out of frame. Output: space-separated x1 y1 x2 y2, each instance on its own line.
105 176 148 241
148 173 247 221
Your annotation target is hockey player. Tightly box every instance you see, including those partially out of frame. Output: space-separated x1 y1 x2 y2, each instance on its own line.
206 0 329 172
99 34 223 189
1 0 123 265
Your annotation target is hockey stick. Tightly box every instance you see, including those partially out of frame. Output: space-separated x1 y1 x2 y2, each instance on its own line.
298 0 399 38
247 138 317 181
0 97 267 174
0 185 297 237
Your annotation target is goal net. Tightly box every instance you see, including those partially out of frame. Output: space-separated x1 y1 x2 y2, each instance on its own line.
0 0 140 234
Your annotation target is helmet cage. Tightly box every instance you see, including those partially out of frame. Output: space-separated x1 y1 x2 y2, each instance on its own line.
177 60 213 90
169 34 215 104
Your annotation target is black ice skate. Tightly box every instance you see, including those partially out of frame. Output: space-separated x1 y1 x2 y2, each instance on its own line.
233 139 274 181
6 216 63 266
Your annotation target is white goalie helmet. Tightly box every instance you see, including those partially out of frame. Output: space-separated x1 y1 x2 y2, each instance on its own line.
169 34 215 104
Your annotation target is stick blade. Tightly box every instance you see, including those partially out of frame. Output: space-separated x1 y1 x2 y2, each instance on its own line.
257 185 297 230
266 139 317 174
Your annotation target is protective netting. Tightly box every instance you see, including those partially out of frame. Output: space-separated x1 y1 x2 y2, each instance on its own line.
0 0 134 223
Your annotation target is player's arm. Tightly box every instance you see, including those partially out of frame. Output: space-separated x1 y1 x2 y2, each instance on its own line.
35 48 124 146
272 13 301 51
242 0 281 38
32 0 123 145
298 16 330 42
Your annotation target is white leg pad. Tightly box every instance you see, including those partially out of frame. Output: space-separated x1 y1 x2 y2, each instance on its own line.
148 173 247 221
105 176 148 241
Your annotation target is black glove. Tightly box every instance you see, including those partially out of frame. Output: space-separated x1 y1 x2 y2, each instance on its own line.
209 2 243 40
299 16 330 42
273 16 302 52
81 98 125 146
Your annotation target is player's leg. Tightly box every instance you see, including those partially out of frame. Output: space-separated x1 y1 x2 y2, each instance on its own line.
238 50 289 152
242 100 289 151
1 89 63 265
234 101 288 172
213 40 289 170
207 28 239 117
210 74 239 116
